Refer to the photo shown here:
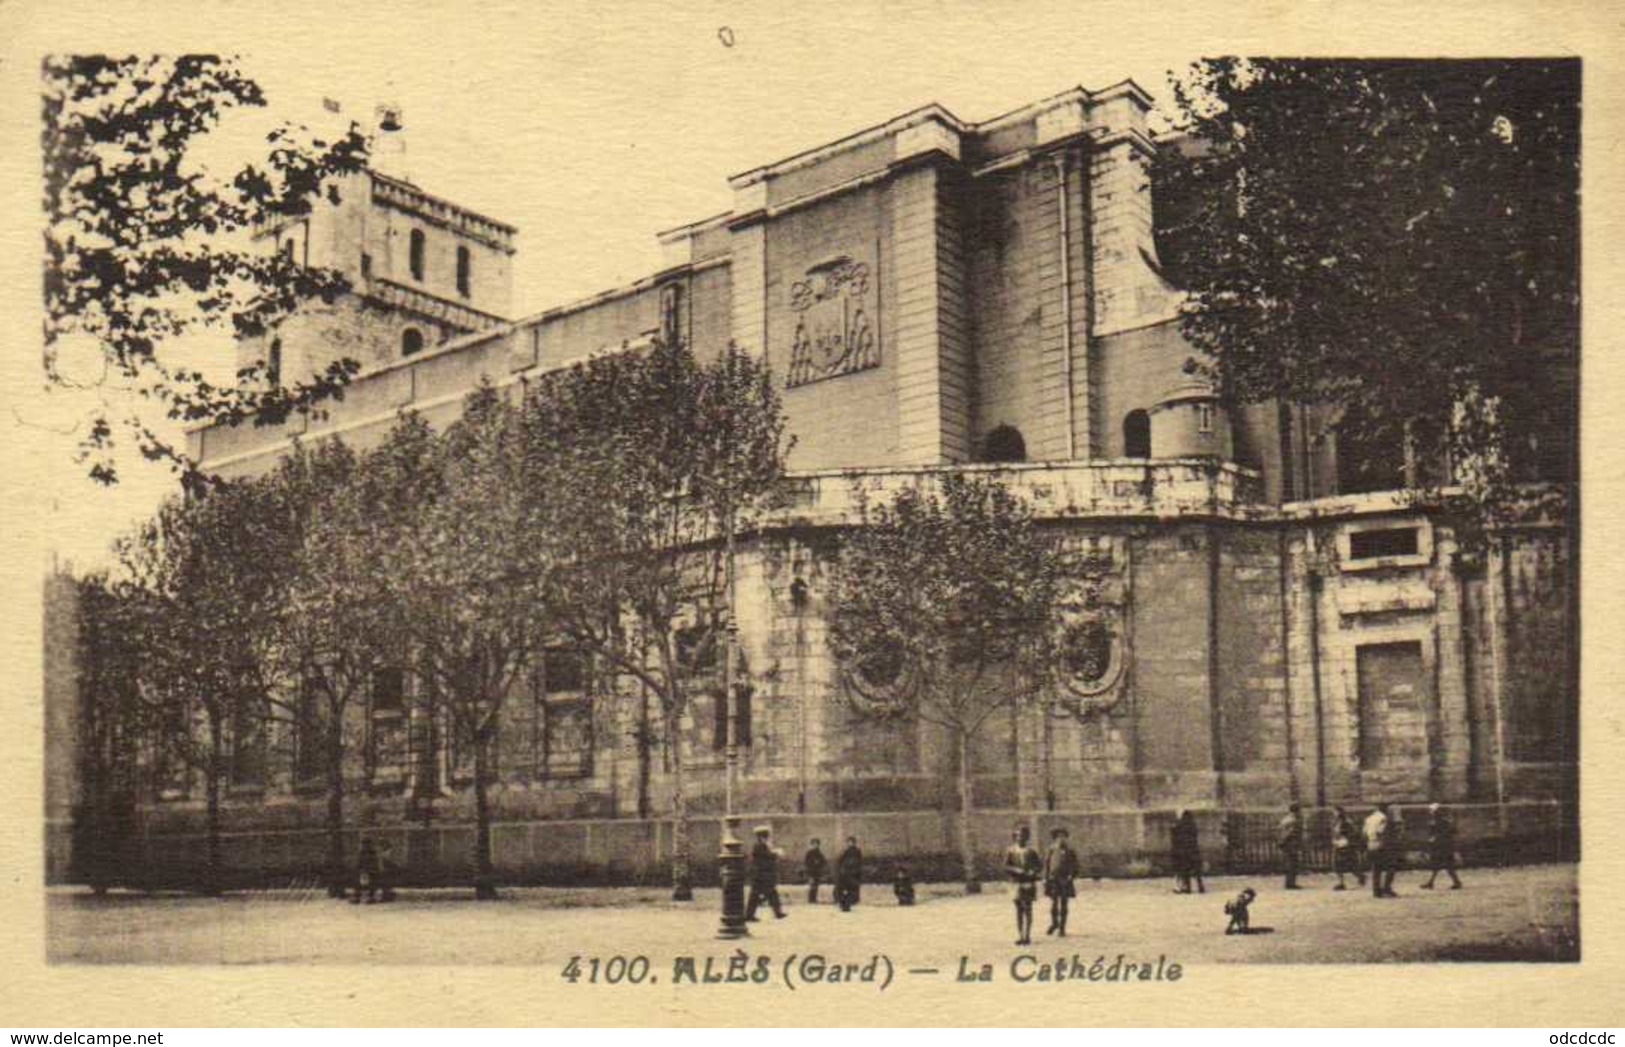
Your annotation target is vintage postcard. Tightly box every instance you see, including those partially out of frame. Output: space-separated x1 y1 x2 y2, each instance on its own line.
2 0 1620 1029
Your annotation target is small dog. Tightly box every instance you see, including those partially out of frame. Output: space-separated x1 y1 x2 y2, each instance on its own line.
1224 887 1257 935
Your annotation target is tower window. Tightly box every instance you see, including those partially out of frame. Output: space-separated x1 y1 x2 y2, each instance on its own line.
283 238 296 262
456 246 471 298
360 252 372 279
402 327 424 357
1123 410 1151 458
409 228 426 282
1198 404 1214 434
267 338 282 386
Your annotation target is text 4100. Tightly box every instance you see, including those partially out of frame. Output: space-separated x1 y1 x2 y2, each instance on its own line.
561 955 654 984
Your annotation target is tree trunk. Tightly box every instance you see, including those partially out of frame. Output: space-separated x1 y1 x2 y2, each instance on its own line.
204 719 223 896
636 688 652 821
325 728 347 898
472 728 497 900
668 711 693 901
958 729 981 894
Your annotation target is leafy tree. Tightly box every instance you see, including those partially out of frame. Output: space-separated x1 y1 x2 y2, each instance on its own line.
378 390 556 899
42 54 369 489
1155 59 1578 530
527 339 791 900
258 438 389 896
117 476 293 893
69 572 150 893
827 473 1061 893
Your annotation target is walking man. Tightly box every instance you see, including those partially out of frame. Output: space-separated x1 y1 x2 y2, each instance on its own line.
1421 803 1463 890
804 838 829 904
1279 801 1305 890
745 825 786 921
1004 825 1043 946
1364 802 1399 898
1043 827 1079 937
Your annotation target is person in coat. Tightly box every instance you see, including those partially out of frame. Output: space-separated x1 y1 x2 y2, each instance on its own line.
835 836 863 912
1421 803 1463 890
352 838 380 905
803 838 829 904
745 825 786 920
1278 801 1305 889
1171 810 1204 894
1043 827 1079 937
1331 805 1366 890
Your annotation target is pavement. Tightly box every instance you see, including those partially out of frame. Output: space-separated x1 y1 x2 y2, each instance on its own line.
46 862 1577 966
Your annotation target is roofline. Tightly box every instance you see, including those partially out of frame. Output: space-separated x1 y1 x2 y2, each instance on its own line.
369 169 520 236
724 78 1158 188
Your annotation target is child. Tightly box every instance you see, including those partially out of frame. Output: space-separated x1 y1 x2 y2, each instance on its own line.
893 866 916 906
1223 887 1257 935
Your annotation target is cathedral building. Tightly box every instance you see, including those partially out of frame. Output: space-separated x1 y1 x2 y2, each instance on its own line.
59 80 1575 886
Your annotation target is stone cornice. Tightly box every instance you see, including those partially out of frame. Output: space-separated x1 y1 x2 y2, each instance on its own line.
368 277 509 330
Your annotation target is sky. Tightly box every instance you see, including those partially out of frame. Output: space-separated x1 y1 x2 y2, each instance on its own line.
2 0 1606 572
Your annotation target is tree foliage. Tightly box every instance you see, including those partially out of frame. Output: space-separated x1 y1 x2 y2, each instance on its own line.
527 337 792 898
1155 59 1578 524
116 473 295 891
376 387 559 898
43 54 369 489
826 472 1061 889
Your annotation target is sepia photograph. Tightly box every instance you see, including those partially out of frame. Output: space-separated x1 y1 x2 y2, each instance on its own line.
3 0 1612 1031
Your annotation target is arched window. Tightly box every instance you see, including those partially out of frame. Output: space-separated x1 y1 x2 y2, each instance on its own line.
1123 410 1151 458
267 338 282 386
409 228 426 281
982 424 1027 463
456 246 471 298
402 327 424 357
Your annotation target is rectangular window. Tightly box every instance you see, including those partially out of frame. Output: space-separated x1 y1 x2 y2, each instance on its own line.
230 699 266 788
543 648 584 694
372 667 406 712
541 699 593 779
360 252 372 279
293 674 325 784
1198 404 1214 434
456 246 471 298
368 667 407 782
1349 526 1420 561
711 684 753 752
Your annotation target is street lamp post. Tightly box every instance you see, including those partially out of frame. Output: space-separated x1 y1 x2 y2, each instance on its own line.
717 517 749 940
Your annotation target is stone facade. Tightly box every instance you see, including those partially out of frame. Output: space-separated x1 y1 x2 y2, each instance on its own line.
57 80 1574 887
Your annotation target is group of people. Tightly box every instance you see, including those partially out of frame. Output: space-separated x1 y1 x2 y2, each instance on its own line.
351 801 1464 927
746 830 882 921
1003 825 1078 946
1273 800 1463 897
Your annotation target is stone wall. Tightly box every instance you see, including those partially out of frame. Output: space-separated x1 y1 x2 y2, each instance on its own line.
80 497 1574 889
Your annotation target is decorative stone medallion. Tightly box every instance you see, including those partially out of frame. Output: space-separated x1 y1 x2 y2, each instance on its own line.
1052 534 1129 717
838 640 917 720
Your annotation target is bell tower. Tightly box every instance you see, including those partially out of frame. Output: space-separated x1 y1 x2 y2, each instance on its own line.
240 100 518 384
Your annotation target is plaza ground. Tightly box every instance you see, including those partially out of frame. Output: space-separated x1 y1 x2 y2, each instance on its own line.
46 862 1577 966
